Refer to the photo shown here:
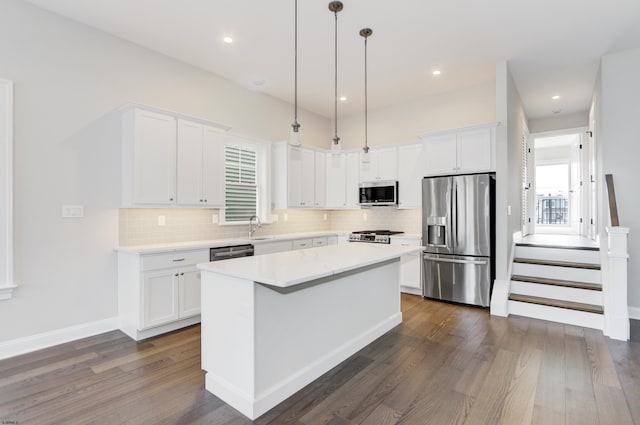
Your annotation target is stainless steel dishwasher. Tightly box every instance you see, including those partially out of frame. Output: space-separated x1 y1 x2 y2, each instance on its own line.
209 244 255 261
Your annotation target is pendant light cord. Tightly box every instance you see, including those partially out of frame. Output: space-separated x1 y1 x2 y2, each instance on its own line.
292 0 300 133
333 8 339 145
364 35 368 151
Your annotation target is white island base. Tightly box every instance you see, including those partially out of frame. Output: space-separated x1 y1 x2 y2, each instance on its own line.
199 244 420 420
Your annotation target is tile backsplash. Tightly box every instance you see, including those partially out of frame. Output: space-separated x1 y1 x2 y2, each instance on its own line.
119 207 422 246
330 208 422 235
119 208 332 246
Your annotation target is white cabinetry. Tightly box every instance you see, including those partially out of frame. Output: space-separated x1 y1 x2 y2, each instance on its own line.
292 238 313 250
397 143 424 208
176 120 224 207
272 143 318 209
422 125 495 176
122 108 177 206
345 152 361 208
254 240 293 255
315 152 326 208
118 249 209 340
391 237 423 295
325 153 347 208
359 146 398 182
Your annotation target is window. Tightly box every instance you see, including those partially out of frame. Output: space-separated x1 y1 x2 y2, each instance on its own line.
224 145 258 222
0 78 15 300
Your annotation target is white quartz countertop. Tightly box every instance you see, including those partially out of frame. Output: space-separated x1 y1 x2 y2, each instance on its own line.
116 231 344 254
197 243 424 288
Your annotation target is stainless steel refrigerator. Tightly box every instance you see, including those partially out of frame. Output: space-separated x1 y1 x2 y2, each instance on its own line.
422 173 495 307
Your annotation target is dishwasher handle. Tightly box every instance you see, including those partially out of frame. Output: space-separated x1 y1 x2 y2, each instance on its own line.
213 249 254 258
423 255 487 266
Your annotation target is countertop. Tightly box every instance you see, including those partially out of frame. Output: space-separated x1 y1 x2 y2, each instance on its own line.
116 231 422 254
197 243 424 288
116 231 343 254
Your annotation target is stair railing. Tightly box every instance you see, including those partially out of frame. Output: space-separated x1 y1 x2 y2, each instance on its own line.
604 174 630 340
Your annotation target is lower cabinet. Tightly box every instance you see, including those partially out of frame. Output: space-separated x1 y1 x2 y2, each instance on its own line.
118 249 209 341
390 238 423 295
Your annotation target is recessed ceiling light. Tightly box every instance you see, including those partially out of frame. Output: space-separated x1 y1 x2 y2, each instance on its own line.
552 95 560 100
340 96 347 102
223 36 233 44
432 70 441 76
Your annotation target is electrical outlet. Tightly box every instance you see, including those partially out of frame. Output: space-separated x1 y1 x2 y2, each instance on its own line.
323 213 327 221
507 205 512 216
211 214 219 224
363 213 368 221
158 215 166 226
284 213 289 222
61 205 84 218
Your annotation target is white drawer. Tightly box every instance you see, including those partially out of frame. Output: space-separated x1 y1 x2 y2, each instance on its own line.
312 237 328 247
292 238 313 250
141 249 209 271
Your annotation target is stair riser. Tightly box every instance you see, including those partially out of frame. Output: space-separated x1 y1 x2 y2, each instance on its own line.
510 281 603 306
508 300 604 330
515 246 601 264
512 263 601 284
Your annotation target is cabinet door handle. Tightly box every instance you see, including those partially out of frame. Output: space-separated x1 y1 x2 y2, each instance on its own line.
173 258 185 262
174 273 179 277
169 197 174 201
204 199 207 202
180 272 184 276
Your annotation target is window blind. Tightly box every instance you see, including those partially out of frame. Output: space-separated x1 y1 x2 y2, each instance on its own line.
225 145 257 222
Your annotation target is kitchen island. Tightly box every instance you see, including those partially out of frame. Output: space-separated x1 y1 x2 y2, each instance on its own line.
197 243 423 420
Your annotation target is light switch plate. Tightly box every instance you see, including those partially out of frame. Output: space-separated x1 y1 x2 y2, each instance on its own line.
61 205 84 218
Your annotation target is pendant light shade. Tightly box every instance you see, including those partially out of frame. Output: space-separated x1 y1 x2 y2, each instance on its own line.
290 0 302 146
329 1 343 152
360 27 372 164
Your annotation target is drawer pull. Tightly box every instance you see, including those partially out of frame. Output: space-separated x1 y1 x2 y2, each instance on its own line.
173 258 185 262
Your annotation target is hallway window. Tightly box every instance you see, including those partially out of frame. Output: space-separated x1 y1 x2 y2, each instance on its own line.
535 163 569 225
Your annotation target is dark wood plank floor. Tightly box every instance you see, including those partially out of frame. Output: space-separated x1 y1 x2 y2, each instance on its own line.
1 295 638 425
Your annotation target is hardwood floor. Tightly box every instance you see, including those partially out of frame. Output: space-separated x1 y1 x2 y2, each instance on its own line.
1 295 638 424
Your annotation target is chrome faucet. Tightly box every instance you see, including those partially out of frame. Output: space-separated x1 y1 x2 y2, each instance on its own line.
248 215 262 238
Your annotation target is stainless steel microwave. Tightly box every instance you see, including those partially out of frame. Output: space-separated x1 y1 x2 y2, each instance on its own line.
358 181 398 206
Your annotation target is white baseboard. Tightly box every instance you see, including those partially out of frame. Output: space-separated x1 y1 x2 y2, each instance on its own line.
400 286 422 296
0 317 118 361
629 306 640 320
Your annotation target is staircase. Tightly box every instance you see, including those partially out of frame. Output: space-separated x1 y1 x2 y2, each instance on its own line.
507 242 604 329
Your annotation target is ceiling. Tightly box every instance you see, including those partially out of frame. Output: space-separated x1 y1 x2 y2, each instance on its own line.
23 0 640 120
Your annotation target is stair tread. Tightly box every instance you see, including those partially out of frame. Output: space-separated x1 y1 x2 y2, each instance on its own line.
514 257 601 270
511 275 602 291
516 242 599 251
509 294 603 314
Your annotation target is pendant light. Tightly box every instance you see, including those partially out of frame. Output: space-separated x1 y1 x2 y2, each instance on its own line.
328 1 343 152
360 28 372 164
290 0 302 146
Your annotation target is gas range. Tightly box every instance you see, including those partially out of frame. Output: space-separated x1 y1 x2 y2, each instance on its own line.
348 230 404 244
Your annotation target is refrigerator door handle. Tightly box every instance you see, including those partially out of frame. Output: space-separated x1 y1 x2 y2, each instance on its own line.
422 255 488 266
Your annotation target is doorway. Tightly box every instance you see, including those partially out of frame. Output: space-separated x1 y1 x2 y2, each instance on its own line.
528 129 587 236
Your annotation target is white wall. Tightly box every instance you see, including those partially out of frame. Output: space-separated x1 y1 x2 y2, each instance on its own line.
335 81 496 150
528 111 588 134
495 62 528 281
0 0 330 343
599 48 640 311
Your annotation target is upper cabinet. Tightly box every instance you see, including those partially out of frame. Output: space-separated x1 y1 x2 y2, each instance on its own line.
422 124 496 176
397 143 424 208
345 152 361 208
325 153 347 208
122 108 177 206
121 106 229 207
176 120 225 207
272 143 319 209
359 146 398 182
314 151 326 208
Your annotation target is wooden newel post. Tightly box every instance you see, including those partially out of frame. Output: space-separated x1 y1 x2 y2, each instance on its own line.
604 226 630 341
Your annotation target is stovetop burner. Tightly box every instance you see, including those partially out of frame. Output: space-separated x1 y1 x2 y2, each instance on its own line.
350 230 404 235
348 230 404 244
